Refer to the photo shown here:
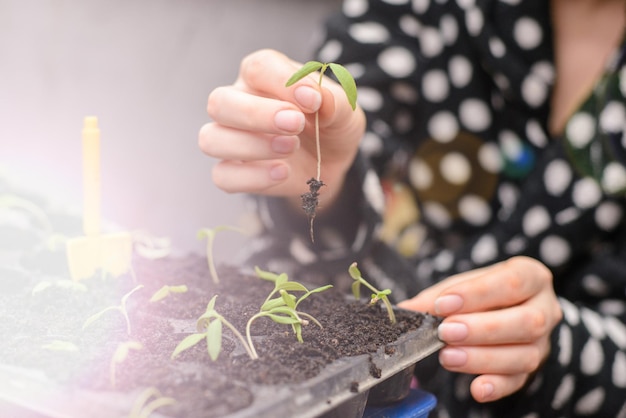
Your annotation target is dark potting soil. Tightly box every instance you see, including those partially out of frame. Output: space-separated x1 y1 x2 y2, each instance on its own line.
0 252 433 418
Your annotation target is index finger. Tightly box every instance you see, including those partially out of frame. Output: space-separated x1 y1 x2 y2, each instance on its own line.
434 257 552 316
398 257 552 315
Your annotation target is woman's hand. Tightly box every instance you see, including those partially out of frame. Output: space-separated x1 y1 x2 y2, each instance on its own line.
399 256 563 403
198 49 366 203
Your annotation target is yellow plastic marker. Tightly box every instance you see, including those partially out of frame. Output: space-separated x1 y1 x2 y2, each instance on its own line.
66 117 132 280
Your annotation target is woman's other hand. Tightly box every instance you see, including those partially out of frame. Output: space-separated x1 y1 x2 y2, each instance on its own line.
399 256 563 403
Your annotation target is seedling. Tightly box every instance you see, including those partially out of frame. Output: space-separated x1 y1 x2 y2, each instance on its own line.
128 387 177 418
171 269 332 361
149 284 188 302
32 279 88 295
0 193 53 233
83 284 144 335
285 61 357 242
197 225 243 284
41 340 79 352
110 341 143 388
348 262 396 324
248 267 332 355
172 295 255 361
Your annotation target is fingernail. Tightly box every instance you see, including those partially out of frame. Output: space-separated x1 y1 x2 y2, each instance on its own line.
438 322 468 342
481 382 495 399
434 294 463 315
294 86 321 111
274 110 305 133
269 164 288 181
439 347 467 367
271 136 298 154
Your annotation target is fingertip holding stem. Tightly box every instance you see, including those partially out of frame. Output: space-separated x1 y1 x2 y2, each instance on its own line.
294 86 322 112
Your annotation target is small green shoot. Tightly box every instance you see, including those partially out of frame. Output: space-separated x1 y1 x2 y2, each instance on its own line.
83 284 144 335
172 269 332 361
172 295 255 360
348 262 396 324
111 341 143 388
0 194 53 233
41 340 79 352
197 226 243 284
285 61 357 242
128 387 177 418
149 285 188 302
32 279 88 295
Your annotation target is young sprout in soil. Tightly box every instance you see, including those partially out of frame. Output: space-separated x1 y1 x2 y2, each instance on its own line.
285 61 357 242
248 267 332 354
172 270 332 361
197 225 243 284
41 340 79 352
32 279 88 295
348 262 396 324
149 284 188 302
172 295 256 361
128 387 177 418
83 284 144 335
110 341 143 388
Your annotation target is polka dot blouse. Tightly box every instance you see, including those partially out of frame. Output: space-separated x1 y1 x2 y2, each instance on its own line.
241 0 626 416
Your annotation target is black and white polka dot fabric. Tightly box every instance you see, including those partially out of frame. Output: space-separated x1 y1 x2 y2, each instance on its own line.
241 0 626 416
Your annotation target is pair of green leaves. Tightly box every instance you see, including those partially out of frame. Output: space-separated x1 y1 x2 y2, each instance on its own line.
285 61 357 111
349 262 396 324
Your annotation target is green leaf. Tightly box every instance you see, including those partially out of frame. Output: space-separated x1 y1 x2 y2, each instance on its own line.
275 273 289 287
149 286 171 302
55 280 88 292
149 284 188 303
348 262 362 280
171 333 205 359
264 313 301 325
112 341 143 364
351 280 361 300
254 266 281 282
285 61 324 87
293 322 303 343
378 289 392 296
41 340 79 352
206 295 218 312
280 289 296 309
83 306 119 330
276 281 308 293
32 281 52 295
121 284 144 306
196 228 215 240
328 63 358 110
261 296 288 311
206 319 223 361
197 311 219 332
295 284 333 307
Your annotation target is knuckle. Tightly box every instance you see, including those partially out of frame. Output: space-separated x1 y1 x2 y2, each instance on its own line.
240 49 277 85
522 345 543 373
526 309 548 340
